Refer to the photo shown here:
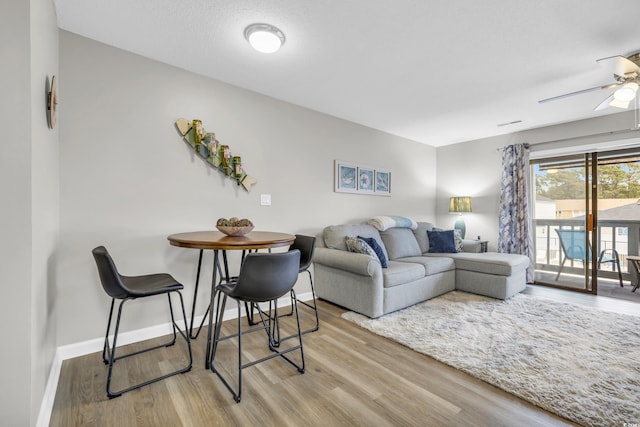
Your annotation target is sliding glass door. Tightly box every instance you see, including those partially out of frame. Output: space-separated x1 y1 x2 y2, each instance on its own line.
532 148 640 294
532 154 595 292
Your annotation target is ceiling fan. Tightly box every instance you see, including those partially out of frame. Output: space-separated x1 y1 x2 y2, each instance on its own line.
539 52 640 111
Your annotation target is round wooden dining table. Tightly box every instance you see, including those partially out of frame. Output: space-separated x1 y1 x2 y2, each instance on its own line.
168 230 295 251
167 230 295 368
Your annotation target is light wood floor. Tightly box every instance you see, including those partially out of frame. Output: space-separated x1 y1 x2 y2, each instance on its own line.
50 287 639 427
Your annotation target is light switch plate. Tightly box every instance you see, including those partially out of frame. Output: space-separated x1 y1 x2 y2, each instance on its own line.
260 194 271 206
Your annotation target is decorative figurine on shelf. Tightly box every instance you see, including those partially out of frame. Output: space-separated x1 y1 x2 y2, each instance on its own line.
192 119 203 152
204 133 217 162
174 118 257 192
233 156 242 179
219 145 232 176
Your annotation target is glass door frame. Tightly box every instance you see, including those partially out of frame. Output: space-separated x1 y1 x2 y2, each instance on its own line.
588 152 598 294
532 146 640 294
531 152 598 294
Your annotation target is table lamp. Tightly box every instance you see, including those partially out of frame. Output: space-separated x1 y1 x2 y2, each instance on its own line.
449 196 472 238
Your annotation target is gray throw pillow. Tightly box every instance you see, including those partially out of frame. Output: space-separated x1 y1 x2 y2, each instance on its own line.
453 229 464 252
345 236 377 259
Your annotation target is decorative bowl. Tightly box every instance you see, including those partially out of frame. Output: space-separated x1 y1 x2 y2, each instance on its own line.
216 225 254 236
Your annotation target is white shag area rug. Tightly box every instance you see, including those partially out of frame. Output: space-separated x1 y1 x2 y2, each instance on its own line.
341 291 640 427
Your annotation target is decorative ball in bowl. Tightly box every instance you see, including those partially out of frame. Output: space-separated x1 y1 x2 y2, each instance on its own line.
216 225 254 236
215 217 254 236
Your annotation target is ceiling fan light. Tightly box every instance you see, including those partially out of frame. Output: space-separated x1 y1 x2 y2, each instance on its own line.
244 23 285 53
609 98 630 109
613 82 639 102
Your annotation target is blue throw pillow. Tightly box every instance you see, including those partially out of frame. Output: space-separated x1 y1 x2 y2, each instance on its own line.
358 236 388 268
427 230 457 253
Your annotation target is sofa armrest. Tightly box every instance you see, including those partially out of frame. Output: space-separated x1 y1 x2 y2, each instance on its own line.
314 247 380 277
462 239 482 253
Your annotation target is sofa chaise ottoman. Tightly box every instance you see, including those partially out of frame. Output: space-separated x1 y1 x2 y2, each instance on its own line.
313 220 530 318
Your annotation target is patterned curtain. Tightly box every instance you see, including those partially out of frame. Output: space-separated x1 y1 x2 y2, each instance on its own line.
498 144 534 282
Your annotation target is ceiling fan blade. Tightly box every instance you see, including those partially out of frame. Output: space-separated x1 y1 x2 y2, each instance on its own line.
594 94 615 111
596 55 640 77
538 83 620 104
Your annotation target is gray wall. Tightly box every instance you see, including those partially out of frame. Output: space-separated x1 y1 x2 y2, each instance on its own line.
57 31 437 345
0 0 59 424
436 112 640 251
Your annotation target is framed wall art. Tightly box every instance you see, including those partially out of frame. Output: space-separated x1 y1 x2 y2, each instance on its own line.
375 169 391 195
357 166 375 194
334 160 391 196
335 161 358 193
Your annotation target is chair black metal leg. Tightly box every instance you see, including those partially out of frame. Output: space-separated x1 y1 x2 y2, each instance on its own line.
106 299 126 398
245 302 257 325
236 301 243 402
105 292 192 399
210 294 306 403
210 294 242 402
297 271 319 334
102 298 116 364
277 271 319 335
270 301 281 348
275 292 306 374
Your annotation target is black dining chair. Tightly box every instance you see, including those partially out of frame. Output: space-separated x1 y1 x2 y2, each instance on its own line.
280 234 319 335
209 250 305 403
92 246 192 398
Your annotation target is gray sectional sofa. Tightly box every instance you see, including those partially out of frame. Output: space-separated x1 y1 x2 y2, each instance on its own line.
313 221 530 318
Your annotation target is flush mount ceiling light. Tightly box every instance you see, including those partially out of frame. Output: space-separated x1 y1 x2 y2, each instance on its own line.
244 23 285 53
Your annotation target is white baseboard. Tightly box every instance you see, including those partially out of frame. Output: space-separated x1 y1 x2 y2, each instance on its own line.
36 291 313 426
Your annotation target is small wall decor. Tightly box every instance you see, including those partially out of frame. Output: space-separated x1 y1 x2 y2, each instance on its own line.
334 160 391 196
47 75 58 129
175 118 257 192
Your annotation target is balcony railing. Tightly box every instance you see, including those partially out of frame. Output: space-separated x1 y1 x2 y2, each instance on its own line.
534 219 640 281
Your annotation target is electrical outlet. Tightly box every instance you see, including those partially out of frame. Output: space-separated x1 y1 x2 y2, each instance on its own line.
260 194 271 206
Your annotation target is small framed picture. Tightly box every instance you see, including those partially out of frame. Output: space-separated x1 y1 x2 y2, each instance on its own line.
357 166 375 194
375 169 391 195
335 161 358 193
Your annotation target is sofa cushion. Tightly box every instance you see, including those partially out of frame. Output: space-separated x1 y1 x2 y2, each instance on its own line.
426 252 530 276
427 230 457 253
396 256 455 276
379 228 422 260
382 261 425 288
413 222 436 253
358 236 388 268
323 224 389 260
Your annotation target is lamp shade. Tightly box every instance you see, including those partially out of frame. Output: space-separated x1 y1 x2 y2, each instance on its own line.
449 196 472 214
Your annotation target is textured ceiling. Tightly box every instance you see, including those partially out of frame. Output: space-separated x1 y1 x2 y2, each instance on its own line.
53 0 640 147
